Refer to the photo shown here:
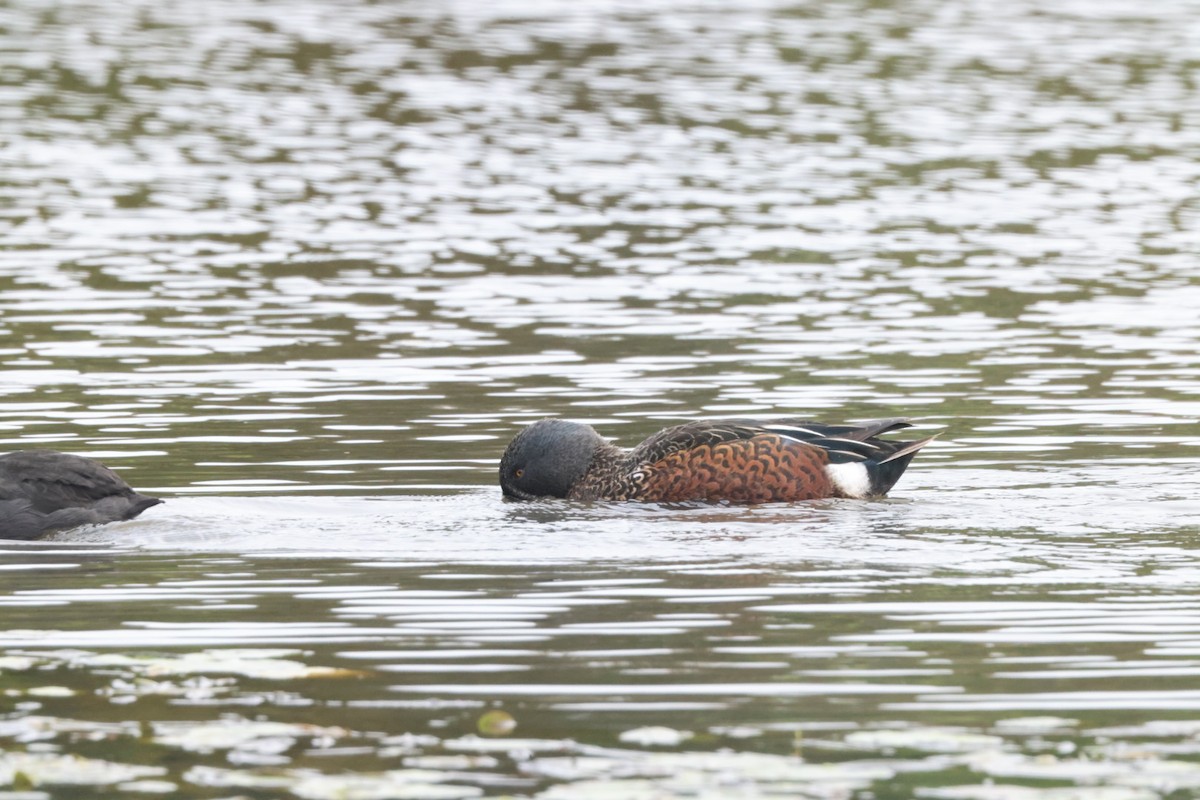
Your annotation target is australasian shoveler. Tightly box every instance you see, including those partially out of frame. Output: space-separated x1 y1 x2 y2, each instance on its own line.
0 451 161 540
499 417 935 504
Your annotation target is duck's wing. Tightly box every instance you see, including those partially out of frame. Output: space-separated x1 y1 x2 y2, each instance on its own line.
627 420 769 465
628 418 933 502
629 418 914 464
749 417 914 443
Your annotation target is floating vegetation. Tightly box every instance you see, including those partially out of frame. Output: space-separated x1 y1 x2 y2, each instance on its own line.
476 709 516 736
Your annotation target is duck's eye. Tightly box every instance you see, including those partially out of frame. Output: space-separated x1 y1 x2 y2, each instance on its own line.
515 469 524 479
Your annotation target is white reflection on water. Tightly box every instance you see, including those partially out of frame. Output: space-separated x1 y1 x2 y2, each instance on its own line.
6 541 1200 796
3 0 1200 794
47 457 1199 573
2 0 1200 501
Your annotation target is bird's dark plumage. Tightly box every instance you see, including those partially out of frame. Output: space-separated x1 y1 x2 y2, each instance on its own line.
499 417 935 504
0 451 161 540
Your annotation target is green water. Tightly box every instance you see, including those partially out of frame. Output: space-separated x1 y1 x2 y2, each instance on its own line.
2 0 1200 796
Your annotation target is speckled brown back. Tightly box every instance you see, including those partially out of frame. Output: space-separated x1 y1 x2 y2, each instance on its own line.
637 435 834 503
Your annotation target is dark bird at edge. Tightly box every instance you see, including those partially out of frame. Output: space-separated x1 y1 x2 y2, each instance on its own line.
0 451 162 540
499 417 935 504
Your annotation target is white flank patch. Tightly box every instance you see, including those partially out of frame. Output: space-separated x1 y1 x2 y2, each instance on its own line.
825 462 871 498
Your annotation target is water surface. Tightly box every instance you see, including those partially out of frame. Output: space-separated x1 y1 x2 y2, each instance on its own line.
2 0 1199 796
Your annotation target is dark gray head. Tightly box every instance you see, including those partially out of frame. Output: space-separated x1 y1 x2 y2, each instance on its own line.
499 419 604 500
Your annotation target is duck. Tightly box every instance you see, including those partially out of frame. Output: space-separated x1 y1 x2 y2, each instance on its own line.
499 417 935 504
0 451 162 540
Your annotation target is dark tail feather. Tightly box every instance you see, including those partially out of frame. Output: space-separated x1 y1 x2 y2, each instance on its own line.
122 494 163 521
868 435 937 496
879 434 938 465
842 418 914 442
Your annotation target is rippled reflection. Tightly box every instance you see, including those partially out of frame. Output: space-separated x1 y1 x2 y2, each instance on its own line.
6 555 1200 796
2 0 1199 496
3 0 1200 795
